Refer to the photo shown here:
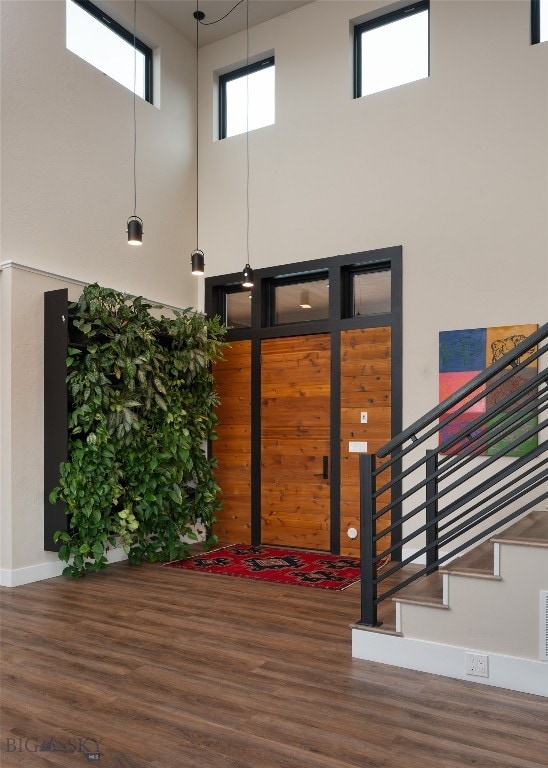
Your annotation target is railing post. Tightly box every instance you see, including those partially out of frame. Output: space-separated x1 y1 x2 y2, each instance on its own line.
359 453 379 626
425 449 439 574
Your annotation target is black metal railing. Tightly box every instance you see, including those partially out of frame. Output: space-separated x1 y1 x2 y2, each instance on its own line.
358 322 548 626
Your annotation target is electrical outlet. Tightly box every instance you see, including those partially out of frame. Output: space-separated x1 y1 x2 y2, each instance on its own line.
360 411 368 424
465 652 489 677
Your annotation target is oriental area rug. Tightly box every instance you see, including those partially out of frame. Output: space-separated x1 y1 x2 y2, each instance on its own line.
164 544 361 590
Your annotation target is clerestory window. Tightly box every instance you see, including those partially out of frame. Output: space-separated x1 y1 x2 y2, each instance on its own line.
354 1 429 98
66 0 153 103
219 56 275 140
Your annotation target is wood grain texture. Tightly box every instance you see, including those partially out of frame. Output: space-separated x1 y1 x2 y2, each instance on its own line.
340 328 392 557
212 340 252 544
261 335 331 550
1 562 546 768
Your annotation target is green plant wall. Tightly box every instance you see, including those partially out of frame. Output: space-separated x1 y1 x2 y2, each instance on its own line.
49 284 226 577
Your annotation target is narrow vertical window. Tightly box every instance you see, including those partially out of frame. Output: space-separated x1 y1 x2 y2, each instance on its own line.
66 0 153 102
354 2 429 98
219 57 275 139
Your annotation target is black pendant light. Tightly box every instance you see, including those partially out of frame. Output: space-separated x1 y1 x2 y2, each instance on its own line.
241 0 254 288
127 0 142 246
191 249 205 275
242 263 253 288
191 4 205 275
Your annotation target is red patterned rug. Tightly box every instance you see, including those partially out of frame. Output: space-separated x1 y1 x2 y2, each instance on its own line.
163 544 361 590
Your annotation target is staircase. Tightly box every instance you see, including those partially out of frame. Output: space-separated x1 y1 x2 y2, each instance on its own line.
352 324 548 697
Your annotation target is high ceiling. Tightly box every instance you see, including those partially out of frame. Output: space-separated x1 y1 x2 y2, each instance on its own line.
145 0 314 46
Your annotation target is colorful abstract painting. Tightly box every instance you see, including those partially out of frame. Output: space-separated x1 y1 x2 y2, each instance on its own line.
439 324 538 456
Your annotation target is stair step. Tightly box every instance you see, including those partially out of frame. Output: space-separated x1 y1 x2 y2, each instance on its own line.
353 562 422 635
491 509 548 548
392 571 446 608
356 511 547 631
440 540 501 580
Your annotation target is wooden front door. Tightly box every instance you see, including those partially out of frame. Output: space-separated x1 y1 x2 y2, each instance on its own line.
260 334 331 551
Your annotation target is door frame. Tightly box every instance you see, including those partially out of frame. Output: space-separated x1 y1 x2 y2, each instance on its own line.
205 246 403 556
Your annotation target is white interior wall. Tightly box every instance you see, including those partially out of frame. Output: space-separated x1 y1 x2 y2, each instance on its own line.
199 0 548 554
199 0 548 432
0 0 198 309
1 0 547 585
0 267 85 582
0 0 200 582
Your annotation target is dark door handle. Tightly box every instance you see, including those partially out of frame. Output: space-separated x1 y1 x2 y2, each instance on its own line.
313 456 329 480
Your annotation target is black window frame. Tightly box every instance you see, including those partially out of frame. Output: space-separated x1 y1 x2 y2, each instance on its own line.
219 56 275 140
69 0 153 104
353 0 430 99
531 0 546 44
341 263 392 319
266 271 330 327
223 284 254 329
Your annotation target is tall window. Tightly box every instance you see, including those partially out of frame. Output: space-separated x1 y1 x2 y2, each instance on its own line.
219 57 275 139
66 0 153 103
354 2 429 98
532 0 548 43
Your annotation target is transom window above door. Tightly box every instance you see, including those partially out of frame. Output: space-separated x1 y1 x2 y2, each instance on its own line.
351 268 391 317
211 253 395 329
225 289 252 328
271 276 329 325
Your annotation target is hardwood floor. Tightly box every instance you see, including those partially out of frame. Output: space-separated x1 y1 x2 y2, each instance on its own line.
1 561 547 768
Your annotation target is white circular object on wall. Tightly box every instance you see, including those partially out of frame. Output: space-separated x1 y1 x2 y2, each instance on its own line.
347 527 358 539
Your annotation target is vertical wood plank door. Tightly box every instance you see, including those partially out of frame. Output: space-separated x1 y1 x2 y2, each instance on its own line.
212 340 252 544
261 334 331 551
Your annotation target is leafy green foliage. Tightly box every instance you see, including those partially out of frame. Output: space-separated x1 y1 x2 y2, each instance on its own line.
50 283 226 577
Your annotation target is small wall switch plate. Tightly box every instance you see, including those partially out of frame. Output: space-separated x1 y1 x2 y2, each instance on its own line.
360 411 368 424
465 652 489 677
349 441 368 453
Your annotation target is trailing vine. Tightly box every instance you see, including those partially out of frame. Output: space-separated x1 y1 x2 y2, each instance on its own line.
49 283 226 577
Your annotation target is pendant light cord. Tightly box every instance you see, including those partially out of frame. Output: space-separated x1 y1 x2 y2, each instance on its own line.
246 0 250 265
196 0 199 251
133 0 137 218
198 0 244 25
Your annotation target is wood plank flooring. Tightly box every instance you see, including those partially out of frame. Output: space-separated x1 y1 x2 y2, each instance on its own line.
1 561 547 768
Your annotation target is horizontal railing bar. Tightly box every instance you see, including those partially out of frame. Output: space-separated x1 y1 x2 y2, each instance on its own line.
385 351 547 465
373 396 546 520
375 453 548 556
372 367 548 495
437 456 548 534
437 386 547 459
360 324 547 624
435 471 548 548
373 461 547 563
437 388 548 474
377 325 547 458
437 397 548 478
373 438 548 541
373 419 548 523
374 488 548 598
424 484 548 568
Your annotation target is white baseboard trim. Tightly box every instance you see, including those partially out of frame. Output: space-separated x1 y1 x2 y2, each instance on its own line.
352 629 548 698
0 547 128 587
